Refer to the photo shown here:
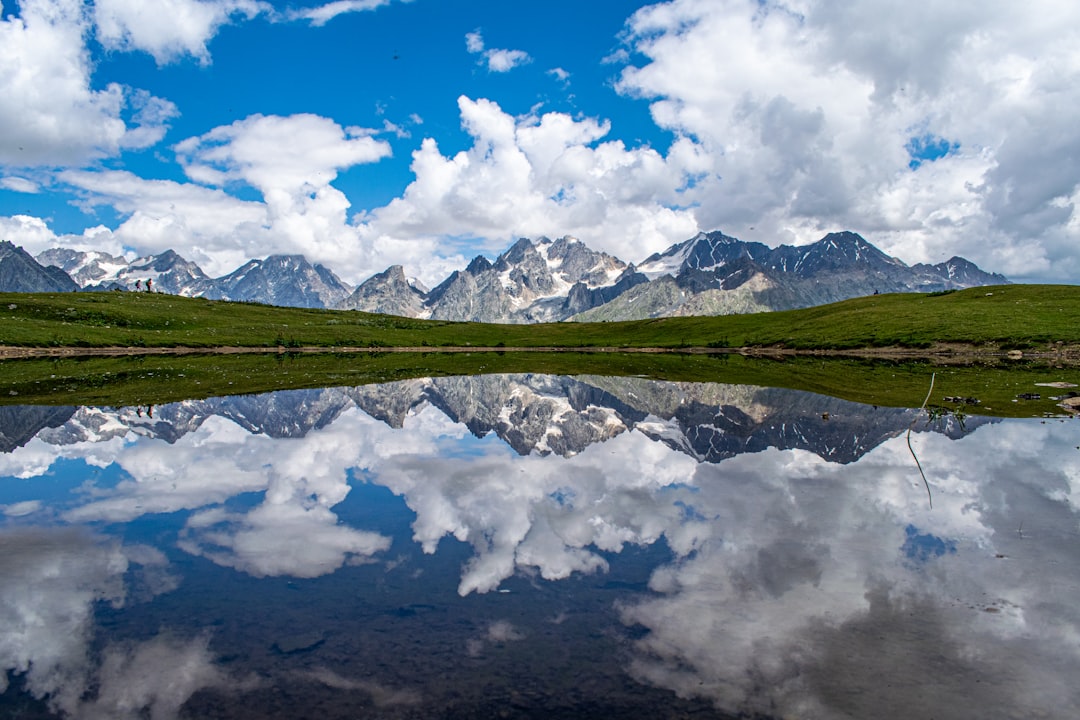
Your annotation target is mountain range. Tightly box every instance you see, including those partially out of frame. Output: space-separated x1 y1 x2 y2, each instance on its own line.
0 230 1009 322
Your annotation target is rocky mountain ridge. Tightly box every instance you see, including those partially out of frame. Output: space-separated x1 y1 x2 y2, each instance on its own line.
3 230 1009 320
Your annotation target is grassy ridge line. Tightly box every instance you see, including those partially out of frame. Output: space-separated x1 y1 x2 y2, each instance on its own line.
1 351 1076 418
1 284 1079 351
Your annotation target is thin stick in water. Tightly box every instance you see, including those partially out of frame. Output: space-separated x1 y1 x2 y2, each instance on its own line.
906 372 936 509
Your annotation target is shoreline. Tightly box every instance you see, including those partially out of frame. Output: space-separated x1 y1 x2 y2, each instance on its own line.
2 343 1079 364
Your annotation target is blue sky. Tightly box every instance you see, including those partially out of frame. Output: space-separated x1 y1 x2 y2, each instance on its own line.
2 0 1079 285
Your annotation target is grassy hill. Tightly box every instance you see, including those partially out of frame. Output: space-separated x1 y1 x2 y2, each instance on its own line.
1 284 1078 352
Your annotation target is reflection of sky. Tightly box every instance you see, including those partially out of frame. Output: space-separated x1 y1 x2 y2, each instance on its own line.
1 382 1079 719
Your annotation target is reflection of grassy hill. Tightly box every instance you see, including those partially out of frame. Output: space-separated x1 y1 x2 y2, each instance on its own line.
1 284 1079 351
0 352 1076 419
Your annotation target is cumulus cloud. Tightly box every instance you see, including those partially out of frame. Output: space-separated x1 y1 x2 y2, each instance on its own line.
29 113 396 277
465 29 532 73
9 96 708 284
171 113 396 273
74 633 250 720
175 113 390 191
615 0 1080 281
365 95 702 263
57 168 268 275
93 0 268 65
0 0 176 167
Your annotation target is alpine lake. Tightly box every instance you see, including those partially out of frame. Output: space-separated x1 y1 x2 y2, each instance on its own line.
2 354 1079 720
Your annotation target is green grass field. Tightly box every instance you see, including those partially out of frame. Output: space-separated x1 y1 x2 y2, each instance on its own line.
1 284 1078 351
0 347 1076 419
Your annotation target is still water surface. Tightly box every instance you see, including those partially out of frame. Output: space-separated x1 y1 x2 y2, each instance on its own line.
1 375 1078 719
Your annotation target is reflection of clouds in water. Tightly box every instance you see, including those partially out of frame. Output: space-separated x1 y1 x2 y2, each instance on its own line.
5 385 1079 717
377 429 702 595
295 667 421 706
466 620 527 657
73 633 256 720
0 527 245 719
5 403 463 580
55 408 447 578
179 502 390 578
0 528 128 709
618 419 1080 719
0 434 130 480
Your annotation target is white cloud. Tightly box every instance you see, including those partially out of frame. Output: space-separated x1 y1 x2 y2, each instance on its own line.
616 0 1080 281
171 113 396 273
465 29 532 73
0 176 40 193
10 96 706 284
484 48 531 73
93 0 268 65
27 113 396 277
365 96 702 264
465 29 484 54
0 0 175 167
74 633 247 720
57 169 268 275
289 0 401 27
547 67 570 84
175 113 391 191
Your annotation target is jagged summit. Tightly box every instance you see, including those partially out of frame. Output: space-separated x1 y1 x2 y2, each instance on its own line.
338 264 426 316
208 254 351 308
343 235 634 322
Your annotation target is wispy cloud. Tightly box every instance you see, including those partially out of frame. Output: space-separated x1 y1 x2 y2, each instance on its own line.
0 177 41 194
290 0 405 27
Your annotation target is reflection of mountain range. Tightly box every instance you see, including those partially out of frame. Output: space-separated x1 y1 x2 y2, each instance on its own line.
4 376 990 463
